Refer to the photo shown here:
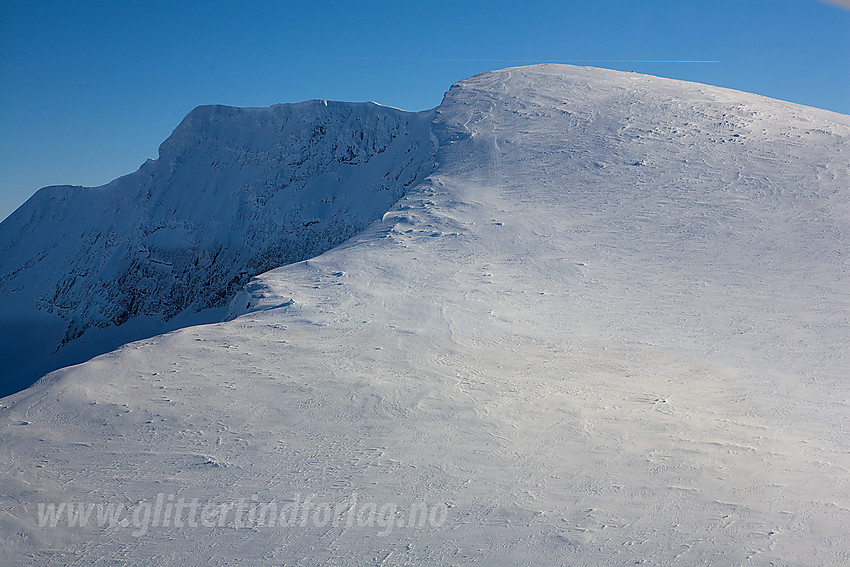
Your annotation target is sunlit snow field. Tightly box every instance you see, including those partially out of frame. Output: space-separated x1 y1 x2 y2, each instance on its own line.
1 65 848 565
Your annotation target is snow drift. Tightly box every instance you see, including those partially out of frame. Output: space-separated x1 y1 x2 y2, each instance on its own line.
1 65 848 565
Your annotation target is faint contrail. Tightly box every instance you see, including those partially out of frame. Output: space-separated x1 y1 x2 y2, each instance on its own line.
329 58 719 64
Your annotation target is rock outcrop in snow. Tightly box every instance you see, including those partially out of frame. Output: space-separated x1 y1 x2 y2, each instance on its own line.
0 101 434 396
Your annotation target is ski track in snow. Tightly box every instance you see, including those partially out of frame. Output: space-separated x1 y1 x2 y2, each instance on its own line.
1 64 849 565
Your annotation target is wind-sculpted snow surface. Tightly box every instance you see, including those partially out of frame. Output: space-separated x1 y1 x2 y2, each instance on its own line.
0 101 434 396
1 65 849 565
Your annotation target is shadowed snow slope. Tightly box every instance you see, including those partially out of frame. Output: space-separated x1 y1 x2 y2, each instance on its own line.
0 101 434 397
1 65 849 565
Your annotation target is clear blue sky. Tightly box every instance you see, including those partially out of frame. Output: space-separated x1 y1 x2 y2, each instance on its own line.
1 0 848 221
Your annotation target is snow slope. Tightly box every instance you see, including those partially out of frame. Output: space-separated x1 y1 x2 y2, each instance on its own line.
0 101 434 397
1 65 849 565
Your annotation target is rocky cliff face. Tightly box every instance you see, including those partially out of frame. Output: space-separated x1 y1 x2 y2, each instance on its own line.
0 100 435 395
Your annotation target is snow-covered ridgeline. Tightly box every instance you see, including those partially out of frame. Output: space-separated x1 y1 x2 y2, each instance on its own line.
0 65 849 564
0 101 434 396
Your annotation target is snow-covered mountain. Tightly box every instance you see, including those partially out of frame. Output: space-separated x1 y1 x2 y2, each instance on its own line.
1 65 849 565
0 101 434 397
